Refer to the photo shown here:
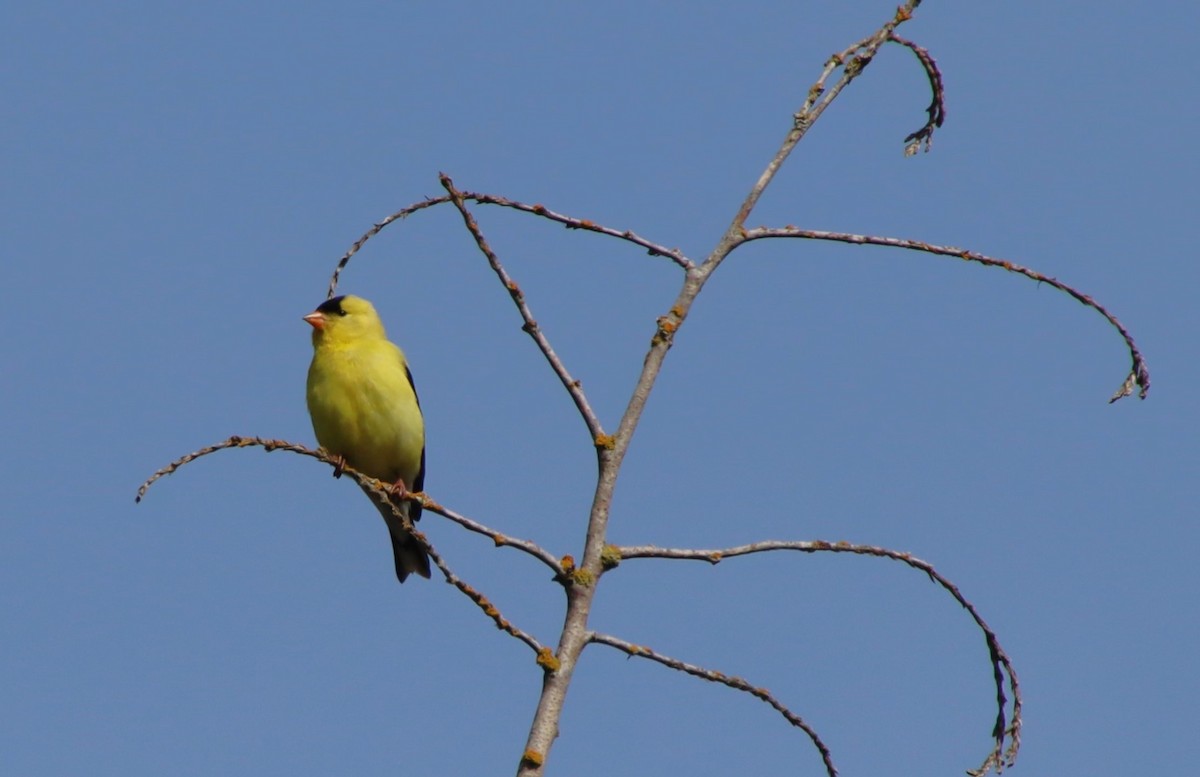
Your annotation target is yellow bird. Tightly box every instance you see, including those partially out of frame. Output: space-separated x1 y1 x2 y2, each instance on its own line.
303 294 431 582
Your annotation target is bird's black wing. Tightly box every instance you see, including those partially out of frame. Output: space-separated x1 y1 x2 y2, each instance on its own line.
405 364 425 523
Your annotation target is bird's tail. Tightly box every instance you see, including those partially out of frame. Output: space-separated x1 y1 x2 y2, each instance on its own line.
361 483 432 583
388 523 432 583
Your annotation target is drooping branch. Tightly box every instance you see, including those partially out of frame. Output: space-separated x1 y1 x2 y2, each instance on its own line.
135 435 556 653
739 226 1150 402
136 435 322 502
589 632 838 777
136 436 560 572
726 1 924 232
618 539 1020 773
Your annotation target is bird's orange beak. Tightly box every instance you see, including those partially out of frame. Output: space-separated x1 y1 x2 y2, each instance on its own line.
303 311 326 330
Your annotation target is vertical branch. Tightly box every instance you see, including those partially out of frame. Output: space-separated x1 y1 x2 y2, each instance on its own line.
434 177 627 777
514 5 928 774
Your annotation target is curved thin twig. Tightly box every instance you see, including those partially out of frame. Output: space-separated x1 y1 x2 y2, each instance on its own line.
135 435 562 574
325 192 691 300
453 190 694 270
135 435 321 501
888 32 946 154
617 540 1020 774
138 435 548 653
589 631 837 777
740 226 1150 402
327 197 450 298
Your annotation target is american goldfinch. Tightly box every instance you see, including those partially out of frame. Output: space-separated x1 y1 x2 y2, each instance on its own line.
304 294 431 582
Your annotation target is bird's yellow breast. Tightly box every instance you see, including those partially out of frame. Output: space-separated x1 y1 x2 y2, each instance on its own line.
306 339 424 485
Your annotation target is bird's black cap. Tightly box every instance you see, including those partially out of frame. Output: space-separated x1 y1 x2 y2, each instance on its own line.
316 296 348 316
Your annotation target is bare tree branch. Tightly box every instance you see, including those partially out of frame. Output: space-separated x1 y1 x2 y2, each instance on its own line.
422 494 566 576
136 436 560 572
739 226 1150 402
326 193 690 303
439 174 607 445
727 1 924 232
326 196 450 299
354 476 548 653
136 435 321 502
135 436 551 654
455 191 694 270
618 540 1021 773
589 631 838 777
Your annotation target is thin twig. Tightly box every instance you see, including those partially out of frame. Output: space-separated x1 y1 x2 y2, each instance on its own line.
133 436 564 589
356 477 546 655
428 537 545 653
431 548 546 654
728 1 923 231
455 191 694 271
440 173 607 444
740 226 1150 402
326 193 691 300
888 32 946 154
589 632 838 777
135 435 321 502
618 540 1020 773
420 494 565 575
327 197 451 298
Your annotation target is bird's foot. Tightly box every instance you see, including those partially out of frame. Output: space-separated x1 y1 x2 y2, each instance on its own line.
331 455 347 479
387 478 409 499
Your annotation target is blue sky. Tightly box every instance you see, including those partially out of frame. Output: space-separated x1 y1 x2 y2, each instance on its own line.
3 2 1196 775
